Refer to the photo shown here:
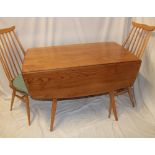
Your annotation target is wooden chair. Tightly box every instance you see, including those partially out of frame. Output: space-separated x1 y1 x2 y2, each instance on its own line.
0 26 30 126
109 21 155 121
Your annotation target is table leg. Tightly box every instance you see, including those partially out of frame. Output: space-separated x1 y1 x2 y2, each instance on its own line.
50 98 57 131
109 92 118 121
127 87 135 107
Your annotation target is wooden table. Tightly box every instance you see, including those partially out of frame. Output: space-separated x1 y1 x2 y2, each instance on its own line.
22 42 141 131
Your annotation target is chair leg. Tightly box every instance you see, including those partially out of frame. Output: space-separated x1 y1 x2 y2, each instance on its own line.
127 87 136 107
10 89 16 111
132 87 136 105
108 95 112 118
24 95 30 126
50 98 57 131
109 92 118 121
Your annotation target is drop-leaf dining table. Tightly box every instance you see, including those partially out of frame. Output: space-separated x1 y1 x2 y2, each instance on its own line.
22 42 141 131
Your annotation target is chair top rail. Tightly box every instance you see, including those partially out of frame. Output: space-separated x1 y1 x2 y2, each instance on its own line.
0 26 15 34
132 22 155 31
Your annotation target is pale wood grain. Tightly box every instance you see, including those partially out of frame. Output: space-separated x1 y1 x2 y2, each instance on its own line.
23 42 139 73
22 42 141 100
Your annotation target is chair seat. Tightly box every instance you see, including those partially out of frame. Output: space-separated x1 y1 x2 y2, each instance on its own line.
13 74 28 94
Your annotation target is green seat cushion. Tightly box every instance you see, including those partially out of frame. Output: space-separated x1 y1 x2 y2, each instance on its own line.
13 74 28 94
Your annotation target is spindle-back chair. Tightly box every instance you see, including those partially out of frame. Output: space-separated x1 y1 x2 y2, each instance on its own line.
0 26 30 126
114 22 155 112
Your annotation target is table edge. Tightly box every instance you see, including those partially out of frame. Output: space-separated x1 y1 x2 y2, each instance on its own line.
22 59 141 75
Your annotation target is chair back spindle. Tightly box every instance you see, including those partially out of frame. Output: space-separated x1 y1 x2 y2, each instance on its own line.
123 22 155 59
0 26 25 82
